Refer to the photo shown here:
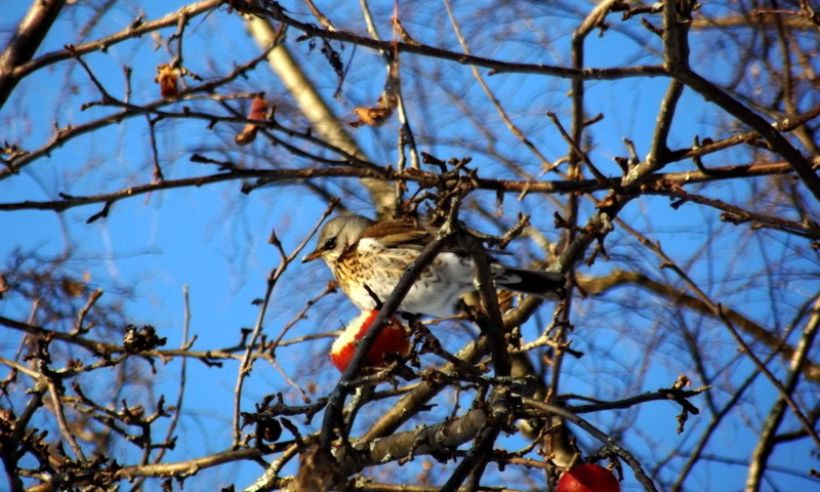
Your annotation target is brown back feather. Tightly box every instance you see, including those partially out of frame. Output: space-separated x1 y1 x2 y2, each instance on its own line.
361 218 433 250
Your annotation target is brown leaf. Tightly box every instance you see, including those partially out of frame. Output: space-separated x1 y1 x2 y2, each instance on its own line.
352 104 394 127
235 95 268 145
248 94 268 121
234 126 258 145
61 278 85 298
350 56 400 127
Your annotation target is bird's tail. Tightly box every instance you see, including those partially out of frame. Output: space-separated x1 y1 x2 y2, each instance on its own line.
496 268 566 300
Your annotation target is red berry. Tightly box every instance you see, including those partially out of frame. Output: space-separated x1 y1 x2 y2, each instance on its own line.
556 464 620 492
330 310 410 372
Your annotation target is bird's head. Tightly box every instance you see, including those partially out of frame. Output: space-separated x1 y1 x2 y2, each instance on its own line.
302 214 373 264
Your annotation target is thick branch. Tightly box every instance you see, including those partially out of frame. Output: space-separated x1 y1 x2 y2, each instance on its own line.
7 0 223 88
674 69 820 200
116 447 268 479
0 0 67 109
1 161 796 214
238 3 667 81
357 408 487 466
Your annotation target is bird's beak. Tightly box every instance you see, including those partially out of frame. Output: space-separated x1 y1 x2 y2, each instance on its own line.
302 249 323 263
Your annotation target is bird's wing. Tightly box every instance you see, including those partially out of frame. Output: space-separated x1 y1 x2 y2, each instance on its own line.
361 218 515 258
361 218 434 250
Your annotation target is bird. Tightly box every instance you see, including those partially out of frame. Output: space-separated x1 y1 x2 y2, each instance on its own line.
302 214 566 318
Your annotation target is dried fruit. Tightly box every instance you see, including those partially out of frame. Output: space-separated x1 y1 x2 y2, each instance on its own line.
155 64 179 98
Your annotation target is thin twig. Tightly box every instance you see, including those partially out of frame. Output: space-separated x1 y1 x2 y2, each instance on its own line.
358 0 421 170
745 295 819 490
619 221 820 447
521 398 659 492
232 202 339 446
443 0 555 172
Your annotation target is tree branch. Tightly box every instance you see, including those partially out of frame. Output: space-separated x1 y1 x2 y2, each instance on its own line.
0 0 67 109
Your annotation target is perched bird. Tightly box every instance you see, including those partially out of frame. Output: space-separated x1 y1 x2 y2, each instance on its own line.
302 215 565 317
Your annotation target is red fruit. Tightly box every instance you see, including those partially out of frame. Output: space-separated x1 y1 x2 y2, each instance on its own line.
330 310 410 372
556 464 620 492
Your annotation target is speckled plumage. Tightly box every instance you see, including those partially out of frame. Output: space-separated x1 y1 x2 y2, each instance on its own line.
303 215 565 317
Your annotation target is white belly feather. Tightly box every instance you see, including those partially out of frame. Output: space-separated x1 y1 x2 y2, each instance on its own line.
339 238 476 317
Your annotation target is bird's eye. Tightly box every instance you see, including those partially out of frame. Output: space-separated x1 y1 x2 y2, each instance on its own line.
323 237 337 250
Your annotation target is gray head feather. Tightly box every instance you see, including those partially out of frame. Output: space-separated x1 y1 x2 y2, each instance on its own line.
308 215 373 262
